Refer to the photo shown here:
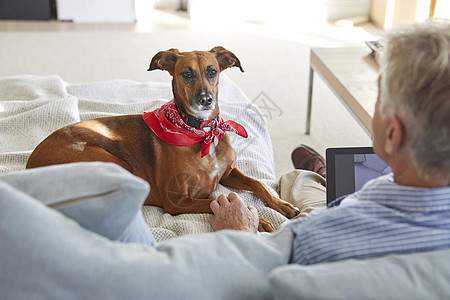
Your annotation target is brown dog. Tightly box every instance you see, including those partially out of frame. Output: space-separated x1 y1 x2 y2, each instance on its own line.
26 46 299 231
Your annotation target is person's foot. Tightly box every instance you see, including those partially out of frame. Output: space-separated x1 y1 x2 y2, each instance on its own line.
291 144 326 178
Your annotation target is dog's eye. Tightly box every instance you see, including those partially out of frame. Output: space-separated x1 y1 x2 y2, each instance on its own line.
207 69 218 78
181 71 194 80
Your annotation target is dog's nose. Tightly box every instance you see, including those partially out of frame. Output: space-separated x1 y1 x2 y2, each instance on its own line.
199 91 213 107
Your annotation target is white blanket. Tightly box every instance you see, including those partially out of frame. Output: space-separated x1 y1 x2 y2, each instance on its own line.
0 74 288 242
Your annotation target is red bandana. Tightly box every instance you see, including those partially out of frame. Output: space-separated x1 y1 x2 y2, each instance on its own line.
142 100 248 157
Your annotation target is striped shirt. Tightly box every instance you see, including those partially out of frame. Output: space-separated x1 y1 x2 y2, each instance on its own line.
284 174 450 265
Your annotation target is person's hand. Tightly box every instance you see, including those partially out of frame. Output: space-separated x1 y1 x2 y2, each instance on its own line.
210 192 259 234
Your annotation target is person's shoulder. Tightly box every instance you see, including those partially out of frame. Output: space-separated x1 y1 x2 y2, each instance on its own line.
365 173 395 187
358 173 398 195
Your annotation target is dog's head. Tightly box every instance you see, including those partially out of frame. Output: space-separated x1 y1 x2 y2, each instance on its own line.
148 46 243 120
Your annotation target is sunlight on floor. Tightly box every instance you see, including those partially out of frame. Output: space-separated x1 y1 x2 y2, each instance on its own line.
188 0 327 31
133 0 382 48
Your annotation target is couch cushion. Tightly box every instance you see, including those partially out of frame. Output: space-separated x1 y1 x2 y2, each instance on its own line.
269 248 450 300
0 162 155 245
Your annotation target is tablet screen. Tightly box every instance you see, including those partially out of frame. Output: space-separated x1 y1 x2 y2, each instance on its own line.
326 147 391 204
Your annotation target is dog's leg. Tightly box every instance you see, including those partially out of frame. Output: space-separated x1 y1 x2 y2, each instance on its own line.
258 216 275 232
161 196 276 233
162 197 214 215
220 168 300 219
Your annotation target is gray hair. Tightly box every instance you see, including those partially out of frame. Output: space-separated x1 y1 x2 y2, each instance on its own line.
379 19 450 183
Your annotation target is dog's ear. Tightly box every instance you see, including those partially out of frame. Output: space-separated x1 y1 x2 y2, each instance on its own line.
148 48 180 75
210 46 244 73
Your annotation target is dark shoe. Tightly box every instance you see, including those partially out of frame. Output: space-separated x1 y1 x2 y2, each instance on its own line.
291 144 326 178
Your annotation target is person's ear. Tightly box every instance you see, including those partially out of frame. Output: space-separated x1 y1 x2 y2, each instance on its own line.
385 115 406 155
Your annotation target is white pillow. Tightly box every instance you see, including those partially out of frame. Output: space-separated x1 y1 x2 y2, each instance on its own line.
0 162 155 245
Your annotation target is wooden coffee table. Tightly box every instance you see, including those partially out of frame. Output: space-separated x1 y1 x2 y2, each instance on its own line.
305 47 380 137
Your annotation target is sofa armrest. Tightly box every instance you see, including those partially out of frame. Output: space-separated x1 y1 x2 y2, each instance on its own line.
269 248 450 300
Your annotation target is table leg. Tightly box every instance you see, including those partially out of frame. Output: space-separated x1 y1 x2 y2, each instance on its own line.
305 66 314 134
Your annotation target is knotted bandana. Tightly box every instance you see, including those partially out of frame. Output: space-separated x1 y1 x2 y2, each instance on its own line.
142 100 248 157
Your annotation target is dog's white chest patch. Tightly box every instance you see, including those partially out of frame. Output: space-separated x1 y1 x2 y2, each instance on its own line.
208 144 221 179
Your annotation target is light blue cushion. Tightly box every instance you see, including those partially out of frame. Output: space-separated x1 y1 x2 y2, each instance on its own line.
269 248 450 300
0 182 293 299
0 162 155 245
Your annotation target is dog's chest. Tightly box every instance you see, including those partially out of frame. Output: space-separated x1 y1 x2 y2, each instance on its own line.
202 140 235 180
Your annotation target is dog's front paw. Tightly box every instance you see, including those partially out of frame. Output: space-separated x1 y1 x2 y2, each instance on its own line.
282 202 301 219
258 216 275 232
265 197 300 219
